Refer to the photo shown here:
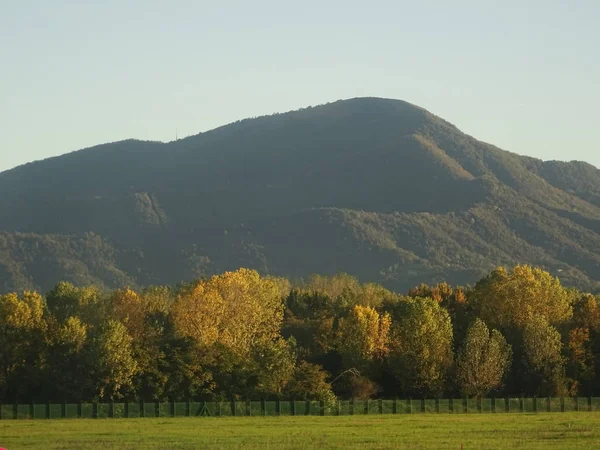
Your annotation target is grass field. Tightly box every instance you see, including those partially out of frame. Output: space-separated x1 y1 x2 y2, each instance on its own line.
1 413 599 449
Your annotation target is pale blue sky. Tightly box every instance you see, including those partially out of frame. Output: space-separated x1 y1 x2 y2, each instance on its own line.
1 0 599 172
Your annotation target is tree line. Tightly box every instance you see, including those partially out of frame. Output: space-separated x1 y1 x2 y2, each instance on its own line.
1 265 599 403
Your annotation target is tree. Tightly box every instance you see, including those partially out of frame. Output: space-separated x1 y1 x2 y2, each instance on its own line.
0 291 46 401
251 338 296 397
455 318 512 397
470 265 573 329
171 269 284 357
42 315 90 401
284 361 336 403
46 282 102 324
110 288 146 340
336 305 391 371
90 320 138 400
408 282 453 303
305 273 361 303
570 294 600 394
305 274 397 308
521 316 567 396
132 312 212 401
386 297 454 397
566 327 595 394
283 290 337 354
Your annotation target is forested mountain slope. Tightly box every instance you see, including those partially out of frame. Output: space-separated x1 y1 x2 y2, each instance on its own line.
1 97 599 293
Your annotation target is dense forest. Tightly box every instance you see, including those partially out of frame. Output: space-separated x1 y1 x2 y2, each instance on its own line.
2 98 600 294
2 265 599 403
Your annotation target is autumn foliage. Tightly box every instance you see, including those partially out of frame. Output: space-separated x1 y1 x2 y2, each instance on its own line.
1 266 599 402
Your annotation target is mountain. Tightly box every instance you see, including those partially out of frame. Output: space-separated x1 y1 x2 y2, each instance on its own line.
1 97 600 293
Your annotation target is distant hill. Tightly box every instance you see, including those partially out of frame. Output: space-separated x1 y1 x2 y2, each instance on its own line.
1 97 599 293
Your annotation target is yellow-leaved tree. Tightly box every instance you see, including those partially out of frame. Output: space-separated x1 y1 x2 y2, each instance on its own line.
337 305 391 369
171 268 284 356
470 265 573 329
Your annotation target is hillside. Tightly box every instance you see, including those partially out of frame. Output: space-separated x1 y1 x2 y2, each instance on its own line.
1 97 600 293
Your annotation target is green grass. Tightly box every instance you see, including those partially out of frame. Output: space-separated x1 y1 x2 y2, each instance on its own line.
1 413 599 449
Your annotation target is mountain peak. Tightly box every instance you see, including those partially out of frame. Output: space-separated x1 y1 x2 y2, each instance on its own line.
1 100 599 294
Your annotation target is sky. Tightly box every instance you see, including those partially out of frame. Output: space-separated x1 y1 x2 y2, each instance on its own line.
1 0 599 172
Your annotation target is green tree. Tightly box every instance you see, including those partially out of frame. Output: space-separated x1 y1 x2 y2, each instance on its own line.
132 312 212 401
0 291 46 401
386 297 454 397
46 282 102 324
251 338 296 397
521 316 567 396
42 315 91 401
90 320 138 400
455 318 512 397
284 361 336 403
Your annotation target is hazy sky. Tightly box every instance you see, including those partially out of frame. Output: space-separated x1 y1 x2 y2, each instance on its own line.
1 0 599 172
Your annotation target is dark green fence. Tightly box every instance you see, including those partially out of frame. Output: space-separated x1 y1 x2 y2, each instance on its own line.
1 398 600 420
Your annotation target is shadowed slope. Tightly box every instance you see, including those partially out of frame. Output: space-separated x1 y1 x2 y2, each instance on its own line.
0 97 599 292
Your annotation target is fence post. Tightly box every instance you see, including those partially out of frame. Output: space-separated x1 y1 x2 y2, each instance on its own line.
124 401 129 418
291 400 296 416
155 401 160 418
588 397 592 412
171 401 175 418
109 402 114 419
140 400 145 418
547 397 551 413
261 399 266 416
276 399 280 416
30 402 35 419
505 397 509 413
575 397 579 412
561 397 565 413
320 400 325 416
247 400 252 417
520 397 524 413
408 398 412 414
13 402 18 420
435 398 440 414
336 400 341 416
421 399 425 413
491 397 496 413
464 397 468 414
533 397 537 413
365 399 369 415
393 398 398 415
350 398 355 415
46 401 50 419
305 400 310 416
92 402 98 419
379 399 383 414
449 398 454 414
77 402 82 419
61 401 66 419
232 400 236 417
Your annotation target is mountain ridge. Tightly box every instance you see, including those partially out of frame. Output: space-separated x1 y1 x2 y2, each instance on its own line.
1 97 599 293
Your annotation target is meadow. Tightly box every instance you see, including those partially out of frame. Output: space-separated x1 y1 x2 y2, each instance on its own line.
1 413 599 449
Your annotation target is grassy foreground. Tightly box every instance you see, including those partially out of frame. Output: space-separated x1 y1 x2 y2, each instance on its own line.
1 413 599 449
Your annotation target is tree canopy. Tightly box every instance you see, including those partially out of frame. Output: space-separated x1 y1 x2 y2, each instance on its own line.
1 265 599 403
